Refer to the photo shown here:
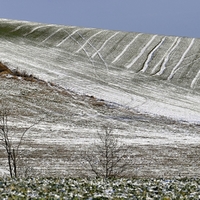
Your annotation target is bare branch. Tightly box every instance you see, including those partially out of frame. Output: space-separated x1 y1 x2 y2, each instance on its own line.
83 127 132 178
16 119 42 157
0 107 40 178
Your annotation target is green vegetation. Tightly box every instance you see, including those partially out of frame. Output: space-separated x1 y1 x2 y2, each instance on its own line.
0 177 200 199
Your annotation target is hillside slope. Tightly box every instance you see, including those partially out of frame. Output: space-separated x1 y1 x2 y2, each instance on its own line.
0 19 200 177
0 19 200 122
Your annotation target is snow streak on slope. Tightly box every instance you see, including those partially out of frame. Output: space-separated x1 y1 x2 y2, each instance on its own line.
76 30 105 53
0 19 200 122
191 69 200 88
112 33 142 64
152 37 181 76
168 38 195 80
40 27 63 44
141 37 166 73
92 32 119 59
56 29 81 47
23 25 47 36
126 35 157 69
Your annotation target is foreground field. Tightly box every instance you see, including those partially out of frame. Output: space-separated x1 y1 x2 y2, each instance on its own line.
1 177 200 199
0 77 200 178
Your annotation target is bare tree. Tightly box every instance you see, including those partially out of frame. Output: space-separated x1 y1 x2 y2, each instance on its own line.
0 108 39 178
83 127 132 179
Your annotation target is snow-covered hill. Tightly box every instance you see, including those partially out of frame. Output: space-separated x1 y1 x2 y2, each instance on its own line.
0 19 200 122
0 19 200 177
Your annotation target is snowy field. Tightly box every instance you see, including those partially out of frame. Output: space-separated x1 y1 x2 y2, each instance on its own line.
0 19 200 177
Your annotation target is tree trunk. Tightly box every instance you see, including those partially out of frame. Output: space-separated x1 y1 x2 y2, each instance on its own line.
13 149 17 178
8 152 13 178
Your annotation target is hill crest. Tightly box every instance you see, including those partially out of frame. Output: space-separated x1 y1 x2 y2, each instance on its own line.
0 18 200 122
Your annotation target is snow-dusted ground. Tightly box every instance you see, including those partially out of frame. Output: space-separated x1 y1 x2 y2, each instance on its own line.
0 19 200 177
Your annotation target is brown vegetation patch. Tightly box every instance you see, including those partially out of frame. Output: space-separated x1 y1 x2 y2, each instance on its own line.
89 96 106 107
0 61 37 81
0 61 109 109
0 61 49 85
0 62 13 75
0 61 75 99
91 101 105 107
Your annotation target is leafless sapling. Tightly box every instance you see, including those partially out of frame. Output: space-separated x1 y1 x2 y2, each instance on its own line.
83 127 132 179
0 108 39 178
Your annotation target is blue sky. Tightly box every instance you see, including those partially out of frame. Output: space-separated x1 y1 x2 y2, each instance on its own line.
0 0 200 38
